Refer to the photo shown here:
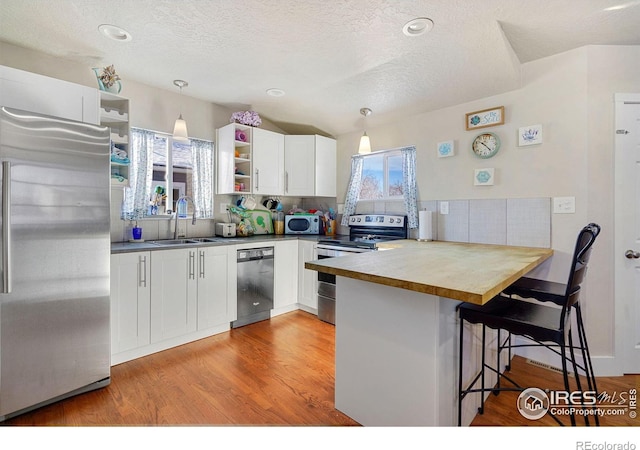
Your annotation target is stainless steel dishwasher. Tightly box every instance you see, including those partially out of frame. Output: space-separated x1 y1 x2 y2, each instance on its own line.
232 247 275 328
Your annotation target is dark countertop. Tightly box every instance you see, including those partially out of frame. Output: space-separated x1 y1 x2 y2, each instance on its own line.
111 234 344 254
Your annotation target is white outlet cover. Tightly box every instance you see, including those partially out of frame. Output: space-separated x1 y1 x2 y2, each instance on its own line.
553 196 576 214
440 201 449 215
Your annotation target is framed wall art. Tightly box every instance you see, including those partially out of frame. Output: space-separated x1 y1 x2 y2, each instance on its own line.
474 168 495 186
465 106 505 130
518 124 543 146
437 140 455 158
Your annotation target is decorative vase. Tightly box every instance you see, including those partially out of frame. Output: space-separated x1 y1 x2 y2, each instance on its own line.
92 67 122 94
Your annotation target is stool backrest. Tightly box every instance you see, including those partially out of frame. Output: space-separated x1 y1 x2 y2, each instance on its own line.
561 223 600 324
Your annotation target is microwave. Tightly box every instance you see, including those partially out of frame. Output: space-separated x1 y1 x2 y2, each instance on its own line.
285 214 320 234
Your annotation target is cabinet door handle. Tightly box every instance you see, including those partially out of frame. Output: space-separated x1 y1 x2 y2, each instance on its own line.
138 255 147 288
255 168 259 191
199 250 205 278
189 251 195 279
285 171 289 193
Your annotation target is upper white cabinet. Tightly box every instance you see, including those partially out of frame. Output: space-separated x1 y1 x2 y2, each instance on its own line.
284 135 337 197
252 127 285 196
0 65 99 124
99 92 130 186
216 122 252 194
215 123 336 197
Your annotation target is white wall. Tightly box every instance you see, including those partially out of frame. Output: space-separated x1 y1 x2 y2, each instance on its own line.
335 45 640 369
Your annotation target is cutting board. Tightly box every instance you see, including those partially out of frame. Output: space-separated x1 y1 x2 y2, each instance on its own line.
245 209 273 234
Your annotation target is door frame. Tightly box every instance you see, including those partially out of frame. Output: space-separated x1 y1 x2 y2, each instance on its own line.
614 92 640 375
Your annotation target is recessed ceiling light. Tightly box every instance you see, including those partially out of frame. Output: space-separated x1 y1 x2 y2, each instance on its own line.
98 24 132 42
266 88 286 97
402 18 434 37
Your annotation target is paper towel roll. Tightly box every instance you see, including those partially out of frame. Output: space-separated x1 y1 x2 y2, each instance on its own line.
418 210 433 241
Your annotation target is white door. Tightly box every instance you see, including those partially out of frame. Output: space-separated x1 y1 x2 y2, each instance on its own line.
614 93 640 374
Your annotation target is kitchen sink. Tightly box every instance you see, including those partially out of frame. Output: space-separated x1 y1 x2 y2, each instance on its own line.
148 239 201 246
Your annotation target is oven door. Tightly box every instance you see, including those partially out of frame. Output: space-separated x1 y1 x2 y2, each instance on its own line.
316 244 374 324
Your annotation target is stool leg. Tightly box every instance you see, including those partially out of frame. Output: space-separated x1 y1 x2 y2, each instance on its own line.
568 330 590 426
575 304 599 425
458 315 464 426
479 324 486 415
560 340 576 426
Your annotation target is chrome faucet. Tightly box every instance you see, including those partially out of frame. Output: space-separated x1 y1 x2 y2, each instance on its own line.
174 195 197 239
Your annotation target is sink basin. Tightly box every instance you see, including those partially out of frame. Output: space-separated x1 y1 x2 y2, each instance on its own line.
148 239 200 246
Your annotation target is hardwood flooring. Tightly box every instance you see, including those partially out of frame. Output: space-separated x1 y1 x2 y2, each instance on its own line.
2 310 637 427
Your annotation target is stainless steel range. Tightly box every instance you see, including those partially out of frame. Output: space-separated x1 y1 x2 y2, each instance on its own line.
315 214 408 324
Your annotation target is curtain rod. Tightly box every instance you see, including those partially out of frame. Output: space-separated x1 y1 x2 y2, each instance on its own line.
352 145 416 157
131 126 213 144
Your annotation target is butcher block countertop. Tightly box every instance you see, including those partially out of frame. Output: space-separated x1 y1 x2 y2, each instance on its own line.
305 240 553 305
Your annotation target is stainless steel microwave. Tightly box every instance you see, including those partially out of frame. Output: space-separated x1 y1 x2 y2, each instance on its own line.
284 214 320 234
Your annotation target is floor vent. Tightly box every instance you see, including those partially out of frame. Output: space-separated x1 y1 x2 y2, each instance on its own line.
525 358 568 374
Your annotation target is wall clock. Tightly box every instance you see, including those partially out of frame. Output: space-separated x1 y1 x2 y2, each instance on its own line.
472 132 500 159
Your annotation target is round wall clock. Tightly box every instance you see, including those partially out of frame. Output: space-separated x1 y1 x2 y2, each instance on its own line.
472 132 500 159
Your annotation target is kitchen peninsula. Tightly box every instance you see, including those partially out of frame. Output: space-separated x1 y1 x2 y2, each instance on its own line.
305 240 553 426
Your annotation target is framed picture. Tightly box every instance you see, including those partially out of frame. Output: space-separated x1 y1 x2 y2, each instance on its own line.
518 124 543 146
437 140 455 158
474 168 495 186
465 106 505 130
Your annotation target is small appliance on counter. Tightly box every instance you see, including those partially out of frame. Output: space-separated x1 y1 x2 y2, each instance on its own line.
284 214 320 234
215 222 236 238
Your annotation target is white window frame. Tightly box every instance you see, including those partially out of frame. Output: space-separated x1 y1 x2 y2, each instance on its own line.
358 149 403 202
150 133 192 215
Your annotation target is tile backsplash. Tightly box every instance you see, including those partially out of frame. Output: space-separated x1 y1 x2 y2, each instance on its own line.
348 197 551 248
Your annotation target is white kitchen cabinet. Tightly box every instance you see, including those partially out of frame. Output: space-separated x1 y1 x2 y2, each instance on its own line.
297 240 318 312
197 245 237 329
284 134 337 197
273 240 299 313
0 65 99 124
99 92 130 187
150 248 198 343
216 122 252 194
252 127 285 196
110 252 151 359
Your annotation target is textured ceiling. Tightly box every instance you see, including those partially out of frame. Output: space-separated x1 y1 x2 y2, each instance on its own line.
1 0 640 136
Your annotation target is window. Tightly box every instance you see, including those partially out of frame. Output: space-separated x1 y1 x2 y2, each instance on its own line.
124 128 213 221
150 134 193 214
359 150 403 200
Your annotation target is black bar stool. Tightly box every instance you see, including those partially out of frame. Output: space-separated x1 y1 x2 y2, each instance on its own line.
457 223 600 426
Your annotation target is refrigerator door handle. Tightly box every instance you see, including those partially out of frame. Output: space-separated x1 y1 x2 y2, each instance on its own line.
2 161 11 294
0 161 11 294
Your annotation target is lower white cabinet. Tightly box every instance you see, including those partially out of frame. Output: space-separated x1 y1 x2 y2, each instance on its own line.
197 245 237 329
111 245 236 364
298 240 318 312
273 240 299 312
150 248 198 343
110 252 151 357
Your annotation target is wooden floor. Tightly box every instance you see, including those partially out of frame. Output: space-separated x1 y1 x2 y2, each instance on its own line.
3 310 637 427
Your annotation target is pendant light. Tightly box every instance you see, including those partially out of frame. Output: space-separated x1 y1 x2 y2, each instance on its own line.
173 80 189 143
358 107 372 154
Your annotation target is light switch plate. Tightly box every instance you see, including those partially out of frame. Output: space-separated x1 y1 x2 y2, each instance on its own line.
439 201 449 215
553 196 575 214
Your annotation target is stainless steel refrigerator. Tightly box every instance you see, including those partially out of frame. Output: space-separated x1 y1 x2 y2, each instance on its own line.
0 106 111 421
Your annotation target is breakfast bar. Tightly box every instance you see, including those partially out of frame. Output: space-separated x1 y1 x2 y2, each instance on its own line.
305 240 553 426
